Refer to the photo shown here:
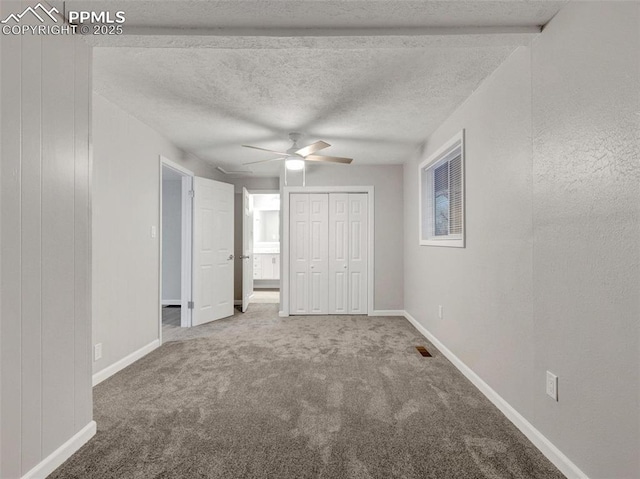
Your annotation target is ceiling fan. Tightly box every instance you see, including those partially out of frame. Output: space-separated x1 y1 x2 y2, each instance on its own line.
242 132 353 170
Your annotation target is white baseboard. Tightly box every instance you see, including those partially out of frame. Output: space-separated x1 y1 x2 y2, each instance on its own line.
403 310 588 479
92 339 160 386
278 310 287 317
22 420 96 479
370 309 405 317
162 299 180 306
234 300 242 306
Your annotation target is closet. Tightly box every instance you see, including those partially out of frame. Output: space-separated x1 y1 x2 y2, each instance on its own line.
289 193 368 315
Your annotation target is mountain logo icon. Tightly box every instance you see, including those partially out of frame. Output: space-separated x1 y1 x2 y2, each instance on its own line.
1 3 59 24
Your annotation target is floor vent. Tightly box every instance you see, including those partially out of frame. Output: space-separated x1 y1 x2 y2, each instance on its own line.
415 346 432 357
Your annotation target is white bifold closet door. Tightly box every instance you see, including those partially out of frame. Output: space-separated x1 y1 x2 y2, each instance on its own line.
290 192 367 315
290 194 329 314
346 194 368 314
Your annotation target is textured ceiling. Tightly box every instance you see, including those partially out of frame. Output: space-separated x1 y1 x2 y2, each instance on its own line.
84 1 565 175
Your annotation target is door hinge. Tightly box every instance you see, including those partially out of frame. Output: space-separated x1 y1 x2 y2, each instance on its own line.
188 190 194 198
188 301 194 309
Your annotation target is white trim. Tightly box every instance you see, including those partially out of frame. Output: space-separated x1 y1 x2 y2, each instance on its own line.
281 186 374 317
247 188 280 195
234 300 243 306
370 310 405 317
92 339 160 386
162 299 181 306
180 174 194 328
403 310 589 479
418 130 465 248
278 310 287 317
21 421 96 479
160 155 195 177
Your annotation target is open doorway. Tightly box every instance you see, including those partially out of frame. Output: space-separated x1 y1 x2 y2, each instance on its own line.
251 192 280 304
160 157 194 336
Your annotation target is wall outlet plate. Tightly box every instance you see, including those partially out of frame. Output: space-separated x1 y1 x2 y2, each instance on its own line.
546 371 558 401
94 343 102 361
438 305 443 319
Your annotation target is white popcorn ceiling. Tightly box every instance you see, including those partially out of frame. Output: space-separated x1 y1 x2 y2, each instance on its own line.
69 0 566 175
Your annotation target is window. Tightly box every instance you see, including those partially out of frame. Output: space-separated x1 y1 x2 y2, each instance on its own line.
419 130 465 247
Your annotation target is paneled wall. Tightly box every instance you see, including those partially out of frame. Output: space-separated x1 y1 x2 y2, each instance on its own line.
0 1 94 476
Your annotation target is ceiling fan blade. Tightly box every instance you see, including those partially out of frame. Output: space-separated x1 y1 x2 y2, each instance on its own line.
242 156 286 166
295 140 331 157
305 155 353 164
242 145 289 156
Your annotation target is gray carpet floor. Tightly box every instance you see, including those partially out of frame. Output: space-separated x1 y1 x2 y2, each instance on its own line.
50 304 564 479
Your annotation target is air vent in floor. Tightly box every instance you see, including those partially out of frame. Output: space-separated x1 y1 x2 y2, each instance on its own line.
415 346 432 357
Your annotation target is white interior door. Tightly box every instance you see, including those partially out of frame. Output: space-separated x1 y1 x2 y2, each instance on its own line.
348 194 368 314
308 194 329 314
192 177 234 326
290 194 309 314
242 187 253 312
329 194 349 314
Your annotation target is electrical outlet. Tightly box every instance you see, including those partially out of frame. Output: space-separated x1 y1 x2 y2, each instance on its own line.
546 371 558 401
438 305 443 319
150 225 157 238
94 343 102 361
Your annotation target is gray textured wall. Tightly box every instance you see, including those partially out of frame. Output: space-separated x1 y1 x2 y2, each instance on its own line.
403 3 639 477
0 2 93 475
92 93 222 376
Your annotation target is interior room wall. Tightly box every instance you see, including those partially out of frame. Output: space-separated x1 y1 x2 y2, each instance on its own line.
283 164 404 312
92 93 223 378
0 3 94 475
403 3 639 478
161 177 182 302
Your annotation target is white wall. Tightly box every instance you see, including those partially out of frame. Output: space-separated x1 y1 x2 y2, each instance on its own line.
92 93 222 377
284 164 404 311
403 3 639 478
161 178 182 302
0 2 94 476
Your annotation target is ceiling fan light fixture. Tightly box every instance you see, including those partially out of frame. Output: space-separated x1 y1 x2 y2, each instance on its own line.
285 157 305 171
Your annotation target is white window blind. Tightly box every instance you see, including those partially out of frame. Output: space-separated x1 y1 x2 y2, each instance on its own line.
419 131 465 247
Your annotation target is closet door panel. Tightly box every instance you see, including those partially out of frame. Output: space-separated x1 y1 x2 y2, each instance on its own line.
290 195 309 314
308 194 329 314
349 194 368 314
329 194 349 314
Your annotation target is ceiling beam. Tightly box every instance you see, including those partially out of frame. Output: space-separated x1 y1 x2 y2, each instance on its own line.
85 25 540 49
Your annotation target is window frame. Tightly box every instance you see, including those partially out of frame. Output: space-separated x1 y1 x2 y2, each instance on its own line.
418 130 465 248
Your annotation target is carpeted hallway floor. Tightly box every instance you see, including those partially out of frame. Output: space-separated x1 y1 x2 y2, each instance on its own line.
50 304 564 479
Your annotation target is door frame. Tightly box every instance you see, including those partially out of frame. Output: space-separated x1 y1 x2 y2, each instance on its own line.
159 156 194 338
281 186 374 317
245 189 282 307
